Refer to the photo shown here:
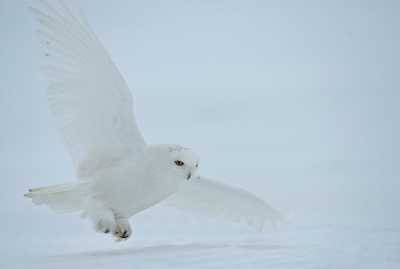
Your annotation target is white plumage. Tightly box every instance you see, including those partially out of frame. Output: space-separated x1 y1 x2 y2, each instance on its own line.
25 0 291 242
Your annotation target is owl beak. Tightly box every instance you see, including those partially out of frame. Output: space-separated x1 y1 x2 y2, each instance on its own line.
187 171 191 180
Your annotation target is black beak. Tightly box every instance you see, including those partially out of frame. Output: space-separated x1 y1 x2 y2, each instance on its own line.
187 172 191 180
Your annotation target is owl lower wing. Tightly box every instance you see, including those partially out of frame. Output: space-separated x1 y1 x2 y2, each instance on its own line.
164 175 292 231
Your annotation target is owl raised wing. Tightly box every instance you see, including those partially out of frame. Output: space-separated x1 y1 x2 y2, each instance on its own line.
29 0 147 178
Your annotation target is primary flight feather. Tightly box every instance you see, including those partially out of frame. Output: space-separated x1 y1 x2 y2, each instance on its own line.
25 0 290 242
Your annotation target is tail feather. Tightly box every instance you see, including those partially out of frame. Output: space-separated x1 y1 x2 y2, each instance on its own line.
24 181 92 213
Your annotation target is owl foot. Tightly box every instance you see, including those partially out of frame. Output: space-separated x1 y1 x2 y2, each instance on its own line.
113 218 132 242
94 210 116 234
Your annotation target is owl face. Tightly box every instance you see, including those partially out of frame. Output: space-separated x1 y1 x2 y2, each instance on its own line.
168 145 199 180
147 144 199 182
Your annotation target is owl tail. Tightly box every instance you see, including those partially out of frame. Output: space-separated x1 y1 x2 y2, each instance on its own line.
24 181 92 213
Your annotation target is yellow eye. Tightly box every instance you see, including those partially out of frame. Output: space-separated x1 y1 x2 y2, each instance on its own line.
175 160 184 166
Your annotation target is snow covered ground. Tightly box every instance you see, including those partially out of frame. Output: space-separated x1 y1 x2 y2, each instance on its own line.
1 207 399 269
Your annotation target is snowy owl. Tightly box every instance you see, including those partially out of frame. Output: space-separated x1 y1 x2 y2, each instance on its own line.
25 0 291 242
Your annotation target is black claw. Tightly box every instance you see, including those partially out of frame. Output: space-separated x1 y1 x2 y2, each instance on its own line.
121 231 129 238
104 229 110 234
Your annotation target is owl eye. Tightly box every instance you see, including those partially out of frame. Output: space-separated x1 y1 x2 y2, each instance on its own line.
175 160 184 166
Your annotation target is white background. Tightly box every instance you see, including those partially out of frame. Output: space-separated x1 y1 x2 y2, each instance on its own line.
0 1 399 268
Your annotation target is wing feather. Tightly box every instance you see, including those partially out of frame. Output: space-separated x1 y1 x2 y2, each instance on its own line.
164 176 291 231
30 1 147 178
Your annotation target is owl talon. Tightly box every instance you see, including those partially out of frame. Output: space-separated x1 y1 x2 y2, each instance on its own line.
93 210 116 235
113 218 132 241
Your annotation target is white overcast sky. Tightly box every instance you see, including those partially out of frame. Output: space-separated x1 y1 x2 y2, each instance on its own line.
0 0 399 233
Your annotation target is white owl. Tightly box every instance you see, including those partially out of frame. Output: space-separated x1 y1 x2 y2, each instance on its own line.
25 0 291 242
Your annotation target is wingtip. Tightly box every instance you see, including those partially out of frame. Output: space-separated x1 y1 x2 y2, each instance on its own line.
285 213 294 220
252 222 264 232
